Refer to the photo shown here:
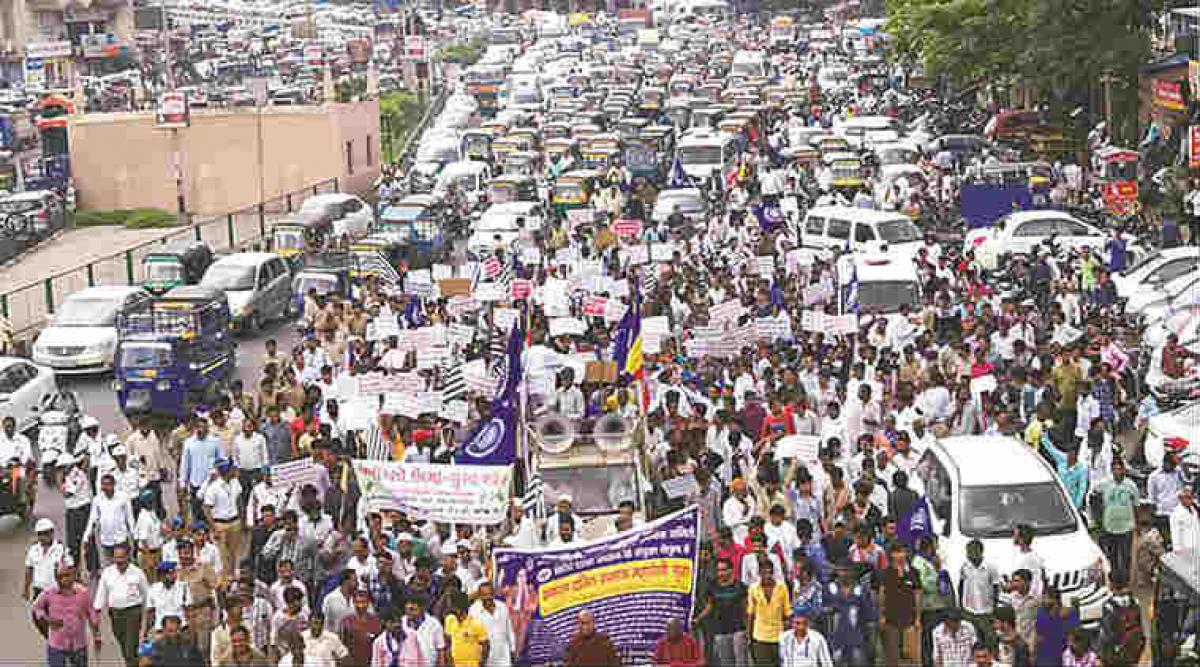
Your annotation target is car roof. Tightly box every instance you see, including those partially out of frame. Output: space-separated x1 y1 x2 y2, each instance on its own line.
0 356 36 370
1003 210 1079 223
211 252 278 266
806 205 913 224
935 436 1057 486
3 190 54 201
64 285 144 300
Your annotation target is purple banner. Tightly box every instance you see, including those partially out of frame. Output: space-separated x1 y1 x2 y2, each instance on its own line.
492 507 701 666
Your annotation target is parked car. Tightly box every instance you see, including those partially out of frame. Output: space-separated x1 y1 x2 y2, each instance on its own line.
1141 401 1199 479
31 286 153 373
651 187 707 225
1114 247 1200 301
0 190 66 240
0 357 57 433
200 252 292 333
912 435 1110 622
965 210 1139 260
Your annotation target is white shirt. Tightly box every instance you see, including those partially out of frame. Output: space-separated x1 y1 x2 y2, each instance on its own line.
1148 468 1185 517
321 588 357 631
403 615 446 667
25 540 71 591
62 466 93 510
779 629 833 667
146 580 192 630
346 554 378 581
300 629 350 664
232 432 269 471
1170 502 1200 555
722 495 757 543
134 510 164 550
93 563 150 610
469 600 516 667
109 464 140 502
0 431 32 464
201 477 243 521
82 492 135 547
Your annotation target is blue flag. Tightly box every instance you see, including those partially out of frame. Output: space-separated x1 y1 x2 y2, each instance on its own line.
896 495 933 546
457 315 523 465
669 155 692 189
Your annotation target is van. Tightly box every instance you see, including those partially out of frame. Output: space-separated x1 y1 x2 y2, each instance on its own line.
802 206 923 257
836 253 921 317
675 129 737 182
199 252 293 333
730 50 768 78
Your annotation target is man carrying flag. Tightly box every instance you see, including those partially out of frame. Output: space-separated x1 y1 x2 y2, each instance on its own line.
613 281 648 410
457 310 525 466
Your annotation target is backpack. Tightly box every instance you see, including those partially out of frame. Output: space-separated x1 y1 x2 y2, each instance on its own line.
1105 600 1145 666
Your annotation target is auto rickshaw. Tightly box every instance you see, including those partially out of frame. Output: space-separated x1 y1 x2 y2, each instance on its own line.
377 199 447 269
503 151 541 178
142 241 213 295
817 135 851 154
114 285 235 419
570 123 603 140
639 87 666 115
782 146 821 172
461 129 495 162
271 211 334 264
508 127 541 153
668 73 696 99
553 170 601 213
349 235 407 281
580 146 620 171
543 122 570 140
829 156 865 190
487 175 538 204
1152 551 1200 667
616 117 649 141
1096 146 1139 215
479 119 510 137
624 136 660 181
289 254 352 317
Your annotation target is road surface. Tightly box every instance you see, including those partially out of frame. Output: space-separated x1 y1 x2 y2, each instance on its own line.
0 318 298 664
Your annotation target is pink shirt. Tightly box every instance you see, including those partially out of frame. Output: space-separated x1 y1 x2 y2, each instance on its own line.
32 583 98 651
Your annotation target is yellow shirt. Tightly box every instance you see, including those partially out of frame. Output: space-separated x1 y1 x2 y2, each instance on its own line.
445 614 488 666
748 581 790 643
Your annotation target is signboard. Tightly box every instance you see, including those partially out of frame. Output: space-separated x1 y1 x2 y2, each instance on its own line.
403 36 427 61
80 33 121 59
270 459 322 493
492 507 700 666
1155 79 1186 112
611 218 643 238
1191 60 1200 99
353 460 513 524
1191 126 1200 170
24 60 44 90
25 40 73 59
156 91 190 128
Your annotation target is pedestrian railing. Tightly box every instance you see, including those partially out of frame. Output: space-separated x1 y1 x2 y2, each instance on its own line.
0 178 341 348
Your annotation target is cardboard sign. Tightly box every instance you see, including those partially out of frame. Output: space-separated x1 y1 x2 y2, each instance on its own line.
710 299 746 326
662 473 700 499
447 323 475 348
755 316 791 340
622 244 650 266
642 316 670 337
611 218 643 238
382 392 423 418
405 269 437 298
446 295 481 317
431 264 454 281
825 313 859 336
439 278 474 297
271 459 322 493
585 360 618 383
510 279 533 300
650 243 677 263
416 346 447 370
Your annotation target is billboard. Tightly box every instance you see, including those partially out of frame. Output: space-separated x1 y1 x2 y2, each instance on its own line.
156 91 189 128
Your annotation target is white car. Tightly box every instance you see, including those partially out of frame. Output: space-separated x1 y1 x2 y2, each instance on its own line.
913 436 1110 622
467 202 545 258
1142 401 1200 474
964 210 1137 260
1125 272 1200 324
651 188 707 225
31 286 152 373
1142 305 1200 352
297 193 373 239
1114 247 1200 301
0 357 57 433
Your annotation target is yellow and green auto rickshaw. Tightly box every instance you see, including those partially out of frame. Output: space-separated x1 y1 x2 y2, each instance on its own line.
553 169 601 213
271 211 333 264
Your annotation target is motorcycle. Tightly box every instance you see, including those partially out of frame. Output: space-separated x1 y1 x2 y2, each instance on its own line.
35 390 83 488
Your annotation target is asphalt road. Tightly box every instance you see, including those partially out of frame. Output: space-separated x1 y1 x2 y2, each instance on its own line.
0 318 299 664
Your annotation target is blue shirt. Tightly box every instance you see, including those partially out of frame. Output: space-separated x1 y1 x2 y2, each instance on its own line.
824 580 875 650
1106 237 1127 272
1040 436 1089 508
178 435 221 489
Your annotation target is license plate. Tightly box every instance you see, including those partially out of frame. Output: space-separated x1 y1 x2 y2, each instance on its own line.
128 389 150 404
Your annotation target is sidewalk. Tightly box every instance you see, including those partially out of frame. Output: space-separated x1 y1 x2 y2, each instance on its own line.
0 226 172 288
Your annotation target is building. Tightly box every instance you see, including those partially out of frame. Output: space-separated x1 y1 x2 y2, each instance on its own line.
67 100 380 213
0 0 134 91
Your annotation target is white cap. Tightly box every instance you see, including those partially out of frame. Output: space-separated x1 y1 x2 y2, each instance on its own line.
395 532 414 543
34 518 54 533
80 416 99 430
556 493 573 504
55 452 74 467
103 433 120 447
441 540 459 557
111 445 128 457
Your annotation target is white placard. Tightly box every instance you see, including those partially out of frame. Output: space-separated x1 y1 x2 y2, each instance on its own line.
603 300 629 324
773 435 821 462
825 313 859 336
710 299 746 325
446 295 481 317
493 307 519 331
431 264 454 281
662 473 700 499
520 246 543 265
382 392 423 418
650 243 677 262
440 399 469 424
622 244 649 266
448 323 475 348
549 317 587 337
642 316 670 337
367 316 402 341
755 255 776 277
475 283 507 302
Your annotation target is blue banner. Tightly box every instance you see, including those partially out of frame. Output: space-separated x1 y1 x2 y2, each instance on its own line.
897 495 933 546
456 317 523 465
492 507 701 666
960 183 1033 229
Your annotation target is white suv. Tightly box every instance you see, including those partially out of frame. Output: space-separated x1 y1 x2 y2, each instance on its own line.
913 436 1110 622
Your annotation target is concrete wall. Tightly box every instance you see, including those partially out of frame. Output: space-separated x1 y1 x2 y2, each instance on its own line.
68 100 381 213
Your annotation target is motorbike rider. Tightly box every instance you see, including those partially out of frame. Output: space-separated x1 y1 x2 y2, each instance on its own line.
1030 248 1055 312
107 445 140 502
0 416 35 518
75 416 102 487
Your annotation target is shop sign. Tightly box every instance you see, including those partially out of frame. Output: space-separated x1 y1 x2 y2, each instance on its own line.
1155 79 1186 112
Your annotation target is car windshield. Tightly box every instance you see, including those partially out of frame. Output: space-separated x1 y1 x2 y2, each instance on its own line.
854 281 919 312
54 297 121 327
959 482 1077 538
145 261 185 283
877 219 921 243
294 275 338 295
678 145 722 165
201 265 256 291
660 195 703 214
119 344 172 369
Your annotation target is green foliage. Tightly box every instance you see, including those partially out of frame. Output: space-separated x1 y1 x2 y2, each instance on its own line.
886 0 1149 143
74 208 175 229
336 76 368 103
442 40 483 65
379 90 425 163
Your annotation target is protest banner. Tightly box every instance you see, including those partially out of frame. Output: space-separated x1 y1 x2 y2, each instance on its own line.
548 317 587 338
773 434 822 462
510 279 533 300
353 461 513 524
709 299 746 326
475 283 508 302
582 296 608 316
566 208 596 227
446 295 481 316
622 244 649 266
611 218 643 238
271 459 322 494
492 507 700 666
